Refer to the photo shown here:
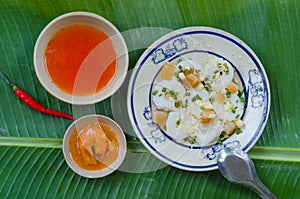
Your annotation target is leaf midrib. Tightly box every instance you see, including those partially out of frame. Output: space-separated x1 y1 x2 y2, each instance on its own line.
1 136 300 162
0 137 62 148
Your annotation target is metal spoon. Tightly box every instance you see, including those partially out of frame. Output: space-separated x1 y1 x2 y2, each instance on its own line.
217 147 277 199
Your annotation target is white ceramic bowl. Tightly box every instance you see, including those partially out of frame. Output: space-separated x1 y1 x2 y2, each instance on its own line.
127 26 270 171
62 114 127 178
34 12 128 105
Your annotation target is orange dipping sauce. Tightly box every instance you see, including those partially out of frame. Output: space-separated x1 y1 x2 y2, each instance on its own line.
45 24 117 96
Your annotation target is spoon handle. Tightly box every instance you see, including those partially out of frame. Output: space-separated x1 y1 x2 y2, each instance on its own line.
251 178 277 199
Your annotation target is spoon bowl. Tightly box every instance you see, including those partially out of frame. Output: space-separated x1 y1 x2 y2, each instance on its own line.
217 147 277 199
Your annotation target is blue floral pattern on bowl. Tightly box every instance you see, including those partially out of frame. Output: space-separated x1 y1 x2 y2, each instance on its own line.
151 37 188 64
248 69 265 108
201 140 241 160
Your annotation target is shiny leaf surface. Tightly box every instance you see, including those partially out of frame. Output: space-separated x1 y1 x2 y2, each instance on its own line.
0 0 299 198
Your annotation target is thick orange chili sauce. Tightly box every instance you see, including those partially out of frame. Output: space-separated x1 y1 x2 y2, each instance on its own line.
69 121 119 171
45 24 117 96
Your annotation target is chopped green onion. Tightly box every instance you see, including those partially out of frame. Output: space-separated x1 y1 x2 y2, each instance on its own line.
226 91 231 98
185 99 189 107
173 94 178 100
178 65 183 71
178 58 183 63
174 72 179 79
240 97 245 103
236 128 242 134
231 106 238 114
185 92 191 96
184 136 197 144
217 137 223 145
238 89 244 98
192 94 201 102
152 90 159 95
224 64 229 75
200 106 206 110
209 97 214 102
195 69 200 73
162 87 167 92
176 119 181 128
170 90 175 95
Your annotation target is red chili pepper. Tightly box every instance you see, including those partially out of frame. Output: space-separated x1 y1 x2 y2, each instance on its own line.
0 69 74 120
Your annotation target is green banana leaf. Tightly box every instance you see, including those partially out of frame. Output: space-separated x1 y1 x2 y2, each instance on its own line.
1 0 300 198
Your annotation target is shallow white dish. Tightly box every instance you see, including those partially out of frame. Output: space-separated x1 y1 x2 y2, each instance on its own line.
127 26 270 171
34 11 128 105
63 114 127 178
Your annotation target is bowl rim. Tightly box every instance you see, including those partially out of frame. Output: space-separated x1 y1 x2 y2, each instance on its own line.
62 114 127 178
34 11 129 105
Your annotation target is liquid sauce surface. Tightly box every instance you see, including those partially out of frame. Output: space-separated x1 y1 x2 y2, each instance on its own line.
69 121 119 171
45 24 117 96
